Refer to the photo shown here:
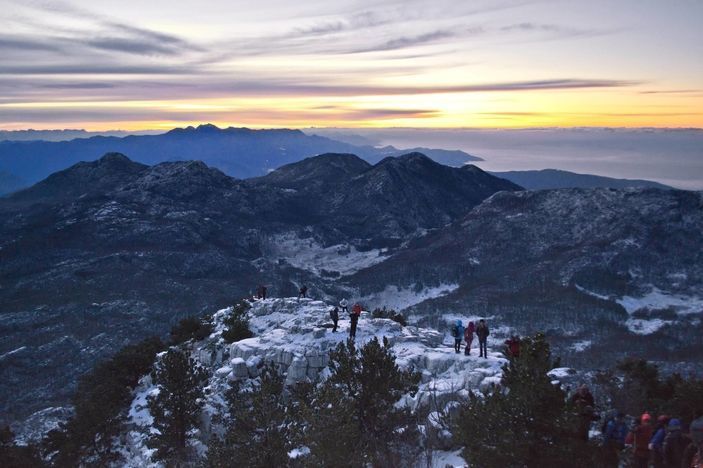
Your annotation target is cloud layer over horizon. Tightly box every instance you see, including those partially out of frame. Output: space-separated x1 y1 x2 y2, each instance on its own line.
1 0 702 130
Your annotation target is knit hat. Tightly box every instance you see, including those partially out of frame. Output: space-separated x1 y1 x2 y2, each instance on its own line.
641 413 652 423
668 419 681 429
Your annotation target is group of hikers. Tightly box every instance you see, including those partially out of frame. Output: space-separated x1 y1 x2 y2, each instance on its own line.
600 407 703 467
451 319 500 358
570 384 703 468
328 298 362 339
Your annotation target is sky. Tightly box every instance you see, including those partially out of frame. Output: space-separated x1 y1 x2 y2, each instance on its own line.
1 0 702 130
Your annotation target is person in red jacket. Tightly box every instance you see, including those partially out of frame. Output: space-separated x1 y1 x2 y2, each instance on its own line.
464 321 475 356
504 334 521 358
349 303 362 340
626 413 653 468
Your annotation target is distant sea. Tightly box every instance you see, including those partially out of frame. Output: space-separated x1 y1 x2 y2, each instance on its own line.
318 128 703 190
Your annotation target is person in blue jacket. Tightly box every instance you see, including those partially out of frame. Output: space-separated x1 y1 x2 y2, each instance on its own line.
452 320 465 354
649 415 669 468
602 412 628 467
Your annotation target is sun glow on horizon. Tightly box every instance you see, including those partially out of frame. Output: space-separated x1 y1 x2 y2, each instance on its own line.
1 0 702 131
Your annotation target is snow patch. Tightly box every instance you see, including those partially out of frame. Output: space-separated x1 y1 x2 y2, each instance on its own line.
260 233 388 276
361 283 459 311
617 287 703 315
625 318 672 335
570 340 592 352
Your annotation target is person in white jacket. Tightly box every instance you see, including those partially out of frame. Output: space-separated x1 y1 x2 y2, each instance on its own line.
339 298 348 314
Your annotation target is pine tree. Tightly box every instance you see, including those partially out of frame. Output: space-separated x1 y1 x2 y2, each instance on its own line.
453 333 591 468
0 426 43 468
206 364 291 468
147 348 206 465
301 337 421 467
222 302 253 343
42 337 163 466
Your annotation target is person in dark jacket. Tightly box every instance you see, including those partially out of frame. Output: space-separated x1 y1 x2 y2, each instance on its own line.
476 319 489 358
261 285 267 300
330 306 339 332
683 410 703 468
464 321 475 356
626 413 653 468
662 418 689 468
452 320 465 354
603 412 628 467
299 285 308 298
571 385 597 441
349 303 362 340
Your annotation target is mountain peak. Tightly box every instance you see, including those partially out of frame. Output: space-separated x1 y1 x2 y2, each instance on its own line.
375 152 438 169
252 152 371 189
97 152 132 165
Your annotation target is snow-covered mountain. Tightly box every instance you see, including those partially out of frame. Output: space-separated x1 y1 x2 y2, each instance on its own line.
0 152 517 432
119 297 507 467
2 150 701 443
348 188 703 369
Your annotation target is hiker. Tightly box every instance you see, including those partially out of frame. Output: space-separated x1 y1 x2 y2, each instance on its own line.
452 320 465 354
349 303 362 340
504 334 521 358
663 418 689 468
626 413 653 468
650 415 670 468
476 319 489 358
683 410 703 468
330 306 339 332
299 285 308 298
260 285 267 300
464 321 475 356
339 298 348 314
571 384 597 441
602 411 628 467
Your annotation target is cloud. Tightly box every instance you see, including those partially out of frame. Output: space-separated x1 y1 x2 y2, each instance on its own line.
499 22 614 40
85 37 185 56
0 35 63 52
349 30 457 53
0 65 193 75
639 89 703 95
40 82 117 89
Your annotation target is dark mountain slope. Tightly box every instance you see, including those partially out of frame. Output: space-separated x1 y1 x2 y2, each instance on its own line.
346 188 703 367
252 151 522 241
4 153 147 206
249 153 372 190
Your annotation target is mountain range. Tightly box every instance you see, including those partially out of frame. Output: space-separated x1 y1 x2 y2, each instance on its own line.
0 124 482 192
1 149 701 439
0 151 514 427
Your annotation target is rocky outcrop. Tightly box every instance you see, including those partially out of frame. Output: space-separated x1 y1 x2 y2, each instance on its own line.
119 297 507 464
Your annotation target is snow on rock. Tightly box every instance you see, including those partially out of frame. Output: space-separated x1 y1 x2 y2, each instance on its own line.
362 283 460 311
577 284 703 335
617 286 703 315
120 297 507 466
625 317 672 335
570 340 592 352
548 367 576 380
259 233 388 276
